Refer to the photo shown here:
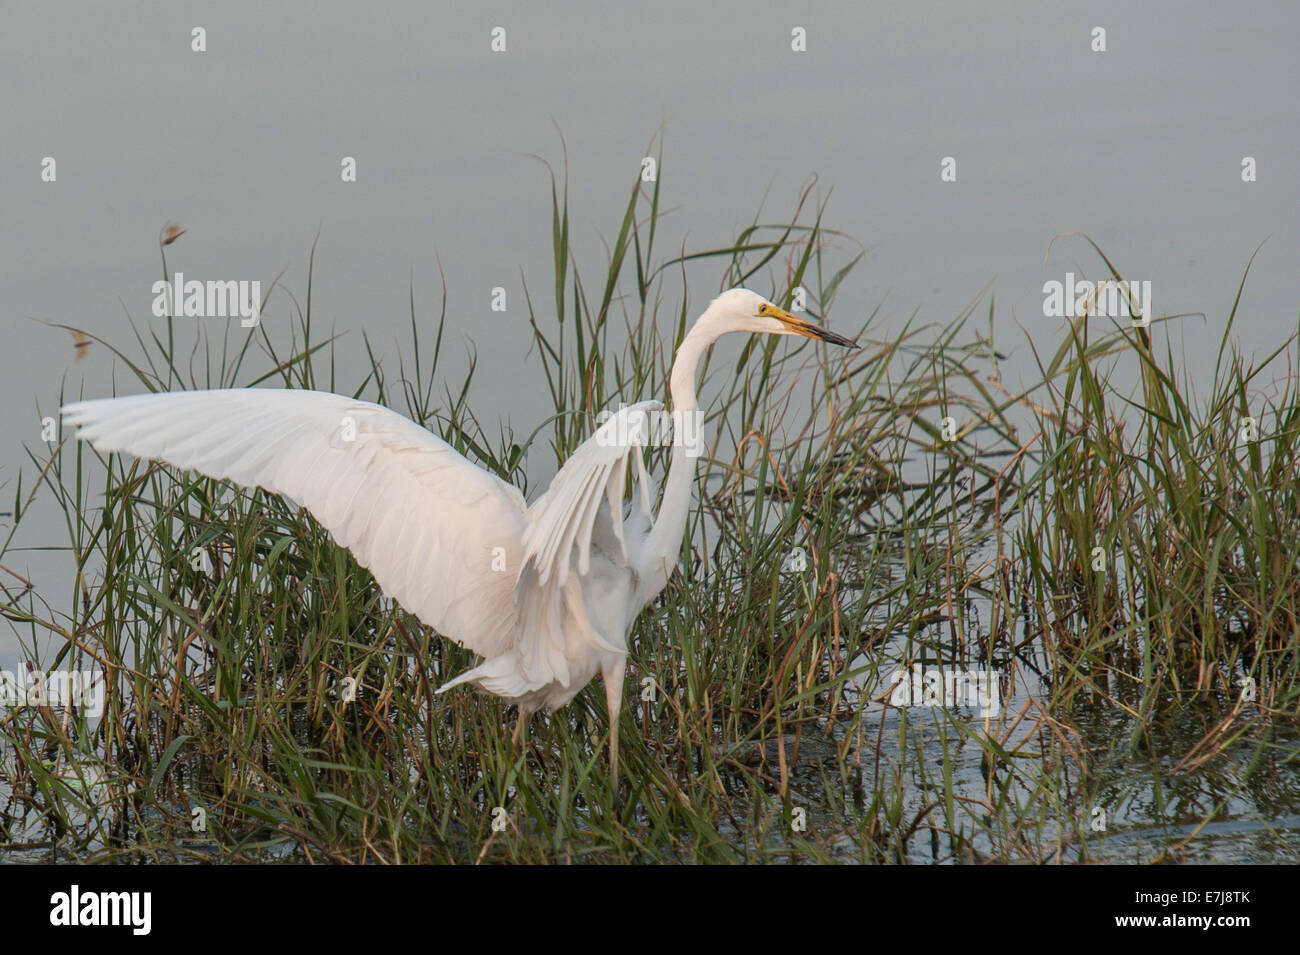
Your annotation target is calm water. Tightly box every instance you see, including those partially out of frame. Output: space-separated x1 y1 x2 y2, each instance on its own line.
4 3 1298 663
1 3 1297 861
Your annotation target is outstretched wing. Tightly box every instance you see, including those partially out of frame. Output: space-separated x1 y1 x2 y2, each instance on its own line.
61 388 528 658
520 400 663 590
437 401 665 700
515 401 664 688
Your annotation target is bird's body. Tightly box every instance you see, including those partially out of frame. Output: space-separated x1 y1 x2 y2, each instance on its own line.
62 288 854 777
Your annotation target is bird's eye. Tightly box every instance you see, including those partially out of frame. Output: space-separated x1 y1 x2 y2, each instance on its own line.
757 304 767 314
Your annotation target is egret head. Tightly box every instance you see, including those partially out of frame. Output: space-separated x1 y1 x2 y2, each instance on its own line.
697 288 858 348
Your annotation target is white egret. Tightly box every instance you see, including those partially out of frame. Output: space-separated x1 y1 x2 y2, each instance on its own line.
61 288 855 777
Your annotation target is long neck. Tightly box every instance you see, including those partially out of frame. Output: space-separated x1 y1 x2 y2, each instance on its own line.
645 325 714 573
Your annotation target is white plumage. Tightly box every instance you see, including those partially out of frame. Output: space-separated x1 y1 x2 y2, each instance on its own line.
62 288 855 777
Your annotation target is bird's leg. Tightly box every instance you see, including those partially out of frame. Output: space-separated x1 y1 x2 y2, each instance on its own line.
602 658 626 781
512 708 530 750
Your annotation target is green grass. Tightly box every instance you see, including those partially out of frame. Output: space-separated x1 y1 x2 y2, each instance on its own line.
1 142 1297 863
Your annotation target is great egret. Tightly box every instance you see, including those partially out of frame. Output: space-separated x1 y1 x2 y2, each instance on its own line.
61 288 855 778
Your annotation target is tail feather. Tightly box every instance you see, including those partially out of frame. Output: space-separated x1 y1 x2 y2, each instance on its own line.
437 653 539 700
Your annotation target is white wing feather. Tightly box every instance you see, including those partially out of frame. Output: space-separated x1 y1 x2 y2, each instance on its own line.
61 389 528 659
520 400 662 588
439 401 664 702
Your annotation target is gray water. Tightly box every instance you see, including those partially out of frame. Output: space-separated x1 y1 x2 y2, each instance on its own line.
1 3 1298 860
4 3 1298 661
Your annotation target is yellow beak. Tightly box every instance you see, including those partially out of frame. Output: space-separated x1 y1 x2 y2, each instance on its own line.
764 305 858 348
